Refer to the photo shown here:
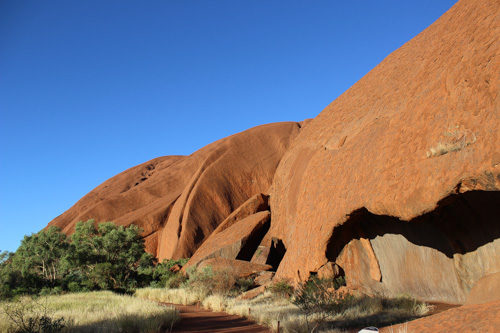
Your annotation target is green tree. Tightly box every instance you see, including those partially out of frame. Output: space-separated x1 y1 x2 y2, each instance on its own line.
1 221 157 297
70 220 155 291
12 227 69 286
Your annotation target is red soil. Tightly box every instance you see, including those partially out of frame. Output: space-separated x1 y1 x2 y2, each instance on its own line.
168 304 271 333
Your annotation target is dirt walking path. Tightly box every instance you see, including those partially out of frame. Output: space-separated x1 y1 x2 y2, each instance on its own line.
165 301 461 332
167 303 272 333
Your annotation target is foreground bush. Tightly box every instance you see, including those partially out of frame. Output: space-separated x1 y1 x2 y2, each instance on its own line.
267 280 294 299
186 266 237 298
0 291 178 333
149 258 188 289
2 297 66 332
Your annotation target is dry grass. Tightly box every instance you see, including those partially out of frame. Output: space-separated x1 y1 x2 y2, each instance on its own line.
135 287 204 305
324 295 431 330
0 291 179 333
426 126 476 158
136 286 430 333
387 322 409 333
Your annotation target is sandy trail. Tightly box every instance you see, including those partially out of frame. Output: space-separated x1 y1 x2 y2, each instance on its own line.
167 303 272 333
166 301 465 332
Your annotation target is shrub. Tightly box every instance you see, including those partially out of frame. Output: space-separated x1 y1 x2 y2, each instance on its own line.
186 266 236 297
267 280 294 299
165 272 187 289
291 276 430 330
1 297 66 333
293 276 351 331
150 258 189 289
39 286 63 296
235 277 255 293
66 282 82 293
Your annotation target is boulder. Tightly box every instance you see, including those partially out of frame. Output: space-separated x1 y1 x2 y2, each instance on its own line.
465 272 500 305
183 211 271 270
250 245 271 265
254 271 275 286
268 0 500 304
251 237 287 270
237 285 267 300
211 193 269 235
196 258 272 278
317 262 342 280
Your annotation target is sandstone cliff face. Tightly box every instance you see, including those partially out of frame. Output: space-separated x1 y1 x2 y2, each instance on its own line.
157 122 301 261
267 0 499 304
48 122 301 258
47 0 499 307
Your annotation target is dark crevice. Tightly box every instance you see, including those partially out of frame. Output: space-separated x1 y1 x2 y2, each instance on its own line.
266 238 287 271
192 226 205 248
140 230 157 239
326 190 500 262
236 219 271 261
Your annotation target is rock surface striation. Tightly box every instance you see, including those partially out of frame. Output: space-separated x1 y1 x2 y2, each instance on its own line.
267 0 499 304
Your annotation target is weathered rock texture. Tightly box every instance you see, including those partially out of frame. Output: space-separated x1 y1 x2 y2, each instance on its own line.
211 194 269 235
184 211 271 270
48 122 301 258
268 0 499 304
383 300 500 333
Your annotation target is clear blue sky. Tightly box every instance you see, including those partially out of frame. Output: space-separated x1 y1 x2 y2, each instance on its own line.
0 0 457 252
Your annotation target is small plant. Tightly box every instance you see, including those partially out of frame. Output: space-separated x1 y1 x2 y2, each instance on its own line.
267 280 294 299
234 277 255 293
293 276 350 332
426 125 476 158
66 281 85 293
186 266 236 297
38 286 63 296
165 272 187 288
150 258 189 289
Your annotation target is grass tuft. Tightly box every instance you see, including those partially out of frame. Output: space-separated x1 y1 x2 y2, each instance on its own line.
426 126 476 158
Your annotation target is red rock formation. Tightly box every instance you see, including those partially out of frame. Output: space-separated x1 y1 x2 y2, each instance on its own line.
46 0 499 307
211 193 269 235
383 300 500 333
184 211 271 270
268 0 499 304
48 122 301 257
157 122 301 261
